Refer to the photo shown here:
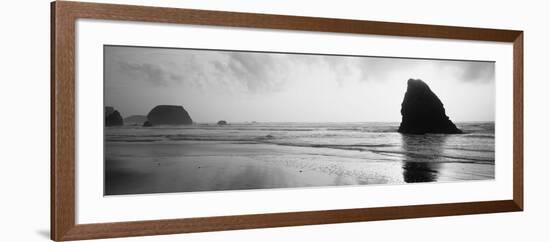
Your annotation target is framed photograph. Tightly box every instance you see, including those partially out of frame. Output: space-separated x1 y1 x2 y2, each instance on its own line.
51 1 523 241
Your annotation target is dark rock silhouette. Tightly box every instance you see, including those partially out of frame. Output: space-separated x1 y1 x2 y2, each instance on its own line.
142 121 153 127
105 106 115 116
217 120 228 125
146 105 192 125
105 106 123 126
398 79 462 134
124 115 147 125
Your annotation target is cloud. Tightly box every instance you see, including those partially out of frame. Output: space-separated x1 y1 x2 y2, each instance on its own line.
118 62 184 87
354 58 494 84
111 46 494 97
105 46 495 122
356 57 420 82
454 61 495 83
114 50 294 93
222 52 290 93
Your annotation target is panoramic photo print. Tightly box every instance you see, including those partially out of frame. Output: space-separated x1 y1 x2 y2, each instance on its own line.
103 45 495 195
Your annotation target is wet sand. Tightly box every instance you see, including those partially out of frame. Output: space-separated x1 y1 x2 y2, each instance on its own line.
105 141 494 195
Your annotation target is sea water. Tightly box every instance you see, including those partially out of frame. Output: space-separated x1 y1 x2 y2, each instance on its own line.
104 122 495 195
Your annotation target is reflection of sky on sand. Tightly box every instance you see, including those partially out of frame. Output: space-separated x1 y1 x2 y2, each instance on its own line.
104 123 495 195
105 142 406 195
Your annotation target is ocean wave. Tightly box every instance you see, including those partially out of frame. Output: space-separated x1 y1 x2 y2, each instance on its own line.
106 135 494 165
105 123 495 165
106 134 396 149
106 138 162 142
448 147 494 153
369 150 494 164
462 134 495 139
326 128 398 133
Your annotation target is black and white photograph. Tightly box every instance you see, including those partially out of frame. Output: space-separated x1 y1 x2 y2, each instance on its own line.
104 45 495 195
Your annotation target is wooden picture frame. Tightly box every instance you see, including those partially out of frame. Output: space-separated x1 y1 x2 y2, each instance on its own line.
51 1 523 241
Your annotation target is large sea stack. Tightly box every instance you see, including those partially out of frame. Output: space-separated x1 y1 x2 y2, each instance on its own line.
146 105 193 125
398 79 462 134
105 106 123 126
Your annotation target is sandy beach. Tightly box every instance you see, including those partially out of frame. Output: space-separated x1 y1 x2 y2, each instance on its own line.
105 136 494 195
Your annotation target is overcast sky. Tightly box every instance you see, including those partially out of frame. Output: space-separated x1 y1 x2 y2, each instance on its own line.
104 45 495 123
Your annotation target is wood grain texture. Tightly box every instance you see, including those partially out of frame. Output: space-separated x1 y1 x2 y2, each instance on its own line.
50 2 56 238
51 1 524 241
55 1 522 42
51 1 77 240
513 33 524 210
57 200 520 241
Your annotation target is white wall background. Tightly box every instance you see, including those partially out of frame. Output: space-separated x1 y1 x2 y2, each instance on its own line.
0 0 547 241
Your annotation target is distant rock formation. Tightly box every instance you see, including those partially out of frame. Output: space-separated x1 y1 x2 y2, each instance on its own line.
398 79 462 134
124 115 147 125
217 120 228 125
105 106 115 116
105 106 123 126
146 105 192 125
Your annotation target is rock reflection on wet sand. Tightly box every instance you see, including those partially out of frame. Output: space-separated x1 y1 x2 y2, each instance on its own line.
105 137 494 195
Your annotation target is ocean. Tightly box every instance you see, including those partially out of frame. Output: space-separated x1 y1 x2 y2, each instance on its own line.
104 122 495 195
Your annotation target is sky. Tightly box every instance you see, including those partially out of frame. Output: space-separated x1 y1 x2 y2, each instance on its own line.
104 45 495 123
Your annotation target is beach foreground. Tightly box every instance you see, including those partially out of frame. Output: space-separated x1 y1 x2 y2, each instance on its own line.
105 122 494 195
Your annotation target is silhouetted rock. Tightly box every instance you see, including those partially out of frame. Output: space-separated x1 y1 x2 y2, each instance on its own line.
217 120 228 125
398 79 462 134
105 106 123 126
146 105 192 125
105 106 115 116
142 121 153 127
124 115 147 125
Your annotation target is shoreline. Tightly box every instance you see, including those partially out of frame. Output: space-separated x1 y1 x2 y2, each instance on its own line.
105 141 494 195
